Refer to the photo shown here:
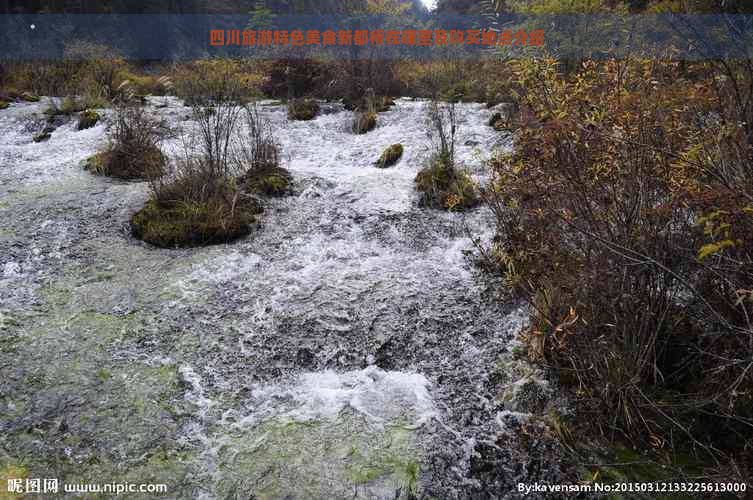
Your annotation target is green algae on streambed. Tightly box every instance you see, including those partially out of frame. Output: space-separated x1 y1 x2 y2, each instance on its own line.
1 99 571 498
212 413 421 498
0 179 213 493
1 259 203 497
1 245 430 498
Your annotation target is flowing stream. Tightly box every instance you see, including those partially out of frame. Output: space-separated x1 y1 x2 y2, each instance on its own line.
0 98 565 498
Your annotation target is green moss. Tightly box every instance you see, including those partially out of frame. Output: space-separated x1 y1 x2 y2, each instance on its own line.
251 175 289 196
213 413 422 499
240 165 292 197
353 111 377 134
21 92 40 102
84 145 166 180
82 153 107 175
0 316 21 354
377 144 404 168
0 256 202 492
0 461 29 494
415 156 479 211
0 311 20 332
40 279 73 307
131 196 261 248
0 101 9 110
96 368 112 382
345 425 420 493
287 98 319 121
77 110 100 130
144 364 179 387
93 271 115 282
66 312 133 344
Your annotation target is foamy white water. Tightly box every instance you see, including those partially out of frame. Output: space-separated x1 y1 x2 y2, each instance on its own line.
0 97 565 499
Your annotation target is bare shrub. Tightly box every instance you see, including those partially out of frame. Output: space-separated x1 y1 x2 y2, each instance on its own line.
132 68 288 247
415 99 479 211
235 104 291 197
261 59 328 99
426 99 456 164
234 104 280 171
151 89 243 203
85 103 169 180
351 89 378 134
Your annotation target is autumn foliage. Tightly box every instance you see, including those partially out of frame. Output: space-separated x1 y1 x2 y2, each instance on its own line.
486 58 753 478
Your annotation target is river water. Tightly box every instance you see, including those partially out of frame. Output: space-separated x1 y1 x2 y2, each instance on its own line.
0 98 565 498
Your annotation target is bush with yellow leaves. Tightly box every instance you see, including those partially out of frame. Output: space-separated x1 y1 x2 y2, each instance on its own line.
485 57 753 481
172 60 265 106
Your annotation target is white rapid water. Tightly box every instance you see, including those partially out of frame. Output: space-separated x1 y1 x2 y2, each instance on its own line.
0 97 565 499
241 366 438 428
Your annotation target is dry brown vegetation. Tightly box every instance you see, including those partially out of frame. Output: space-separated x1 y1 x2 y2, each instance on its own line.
85 104 168 180
483 58 753 485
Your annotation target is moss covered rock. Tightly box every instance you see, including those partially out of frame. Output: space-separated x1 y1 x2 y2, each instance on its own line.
130 195 262 248
287 98 319 121
77 109 100 130
240 165 293 197
0 101 9 110
488 112 507 131
84 144 166 180
353 112 377 134
21 92 40 102
33 124 55 143
256 175 289 195
33 132 51 143
341 95 359 111
376 144 403 168
58 97 83 115
83 153 105 175
415 156 479 211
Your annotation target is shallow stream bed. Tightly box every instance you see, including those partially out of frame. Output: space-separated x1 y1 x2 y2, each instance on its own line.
0 98 565 498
